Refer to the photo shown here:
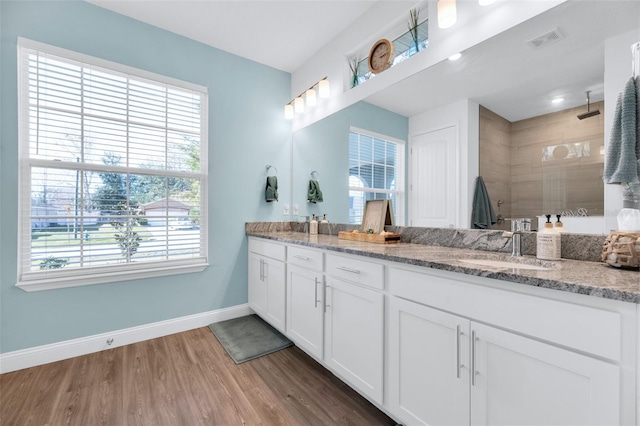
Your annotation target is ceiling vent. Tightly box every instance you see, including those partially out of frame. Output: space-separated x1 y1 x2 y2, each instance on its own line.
526 28 564 48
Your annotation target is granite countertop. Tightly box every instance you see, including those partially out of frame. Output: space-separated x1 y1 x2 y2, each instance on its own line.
247 231 640 304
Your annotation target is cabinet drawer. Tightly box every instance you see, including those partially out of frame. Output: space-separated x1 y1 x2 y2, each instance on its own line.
249 237 285 262
287 245 323 271
326 253 384 290
389 267 623 362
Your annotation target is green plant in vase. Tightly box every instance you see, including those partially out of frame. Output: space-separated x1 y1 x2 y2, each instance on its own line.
348 56 360 88
408 8 421 53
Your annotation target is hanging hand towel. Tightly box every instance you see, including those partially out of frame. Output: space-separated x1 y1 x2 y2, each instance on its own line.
265 176 278 202
307 179 323 203
604 76 639 184
471 176 497 229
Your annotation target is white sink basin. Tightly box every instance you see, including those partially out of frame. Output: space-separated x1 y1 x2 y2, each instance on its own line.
459 257 560 271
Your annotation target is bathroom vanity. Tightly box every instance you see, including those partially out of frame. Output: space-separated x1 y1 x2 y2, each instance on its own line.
246 228 639 425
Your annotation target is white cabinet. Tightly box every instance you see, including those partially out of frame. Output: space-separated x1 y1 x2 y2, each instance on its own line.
471 322 620 426
286 247 324 360
248 238 286 332
388 296 470 425
325 274 384 405
247 237 636 425
388 266 626 426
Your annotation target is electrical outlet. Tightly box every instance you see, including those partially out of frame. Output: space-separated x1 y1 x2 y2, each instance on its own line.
283 204 290 215
293 204 299 215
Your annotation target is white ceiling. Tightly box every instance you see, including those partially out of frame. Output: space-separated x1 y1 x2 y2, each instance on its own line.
87 0 379 73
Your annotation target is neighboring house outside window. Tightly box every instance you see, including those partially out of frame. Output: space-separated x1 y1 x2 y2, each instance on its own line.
348 128 405 225
17 38 208 291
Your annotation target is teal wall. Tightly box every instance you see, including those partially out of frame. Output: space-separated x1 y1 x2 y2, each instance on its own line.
292 101 409 223
0 1 291 352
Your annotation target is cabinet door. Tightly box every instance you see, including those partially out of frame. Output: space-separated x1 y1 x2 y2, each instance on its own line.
324 277 384 405
248 253 267 317
287 264 324 359
388 296 470 426
264 258 286 333
470 322 620 426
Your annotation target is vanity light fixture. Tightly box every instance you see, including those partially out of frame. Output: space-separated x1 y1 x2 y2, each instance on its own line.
318 78 330 99
448 52 462 61
305 88 317 106
437 0 457 29
284 77 330 119
284 104 294 119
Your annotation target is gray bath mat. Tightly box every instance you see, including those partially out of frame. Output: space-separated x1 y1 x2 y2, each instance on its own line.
208 314 293 364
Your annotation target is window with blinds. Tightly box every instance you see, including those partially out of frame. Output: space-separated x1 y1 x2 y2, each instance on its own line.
348 128 405 225
17 38 208 291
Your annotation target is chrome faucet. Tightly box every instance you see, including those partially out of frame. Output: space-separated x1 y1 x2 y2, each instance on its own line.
503 218 531 256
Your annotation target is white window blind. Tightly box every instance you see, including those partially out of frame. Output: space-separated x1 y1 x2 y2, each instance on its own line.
17 38 208 291
348 128 404 225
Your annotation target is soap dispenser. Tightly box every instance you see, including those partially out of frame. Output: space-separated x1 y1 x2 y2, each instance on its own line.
321 214 329 223
537 214 561 260
309 214 318 235
554 214 568 233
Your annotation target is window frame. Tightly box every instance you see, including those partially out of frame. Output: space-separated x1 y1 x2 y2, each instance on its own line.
16 38 209 292
348 126 405 225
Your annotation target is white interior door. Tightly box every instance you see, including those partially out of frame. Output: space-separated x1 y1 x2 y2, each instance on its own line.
410 125 458 228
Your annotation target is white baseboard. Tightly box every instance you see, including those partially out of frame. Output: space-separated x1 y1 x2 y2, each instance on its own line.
0 304 252 374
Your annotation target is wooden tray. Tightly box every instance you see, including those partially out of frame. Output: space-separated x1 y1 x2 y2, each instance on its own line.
338 231 401 244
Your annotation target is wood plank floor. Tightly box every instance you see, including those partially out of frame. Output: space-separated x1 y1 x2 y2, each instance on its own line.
0 327 396 425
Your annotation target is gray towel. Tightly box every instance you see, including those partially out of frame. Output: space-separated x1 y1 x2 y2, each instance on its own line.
265 176 278 202
471 176 496 229
604 77 639 184
307 179 323 203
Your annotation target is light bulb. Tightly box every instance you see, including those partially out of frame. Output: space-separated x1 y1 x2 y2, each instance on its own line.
306 88 317 106
437 0 457 29
294 96 305 114
318 79 330 99
284 104 294 119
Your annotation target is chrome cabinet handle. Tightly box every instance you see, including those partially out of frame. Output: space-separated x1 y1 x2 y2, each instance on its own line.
314 278 319 308
456 325 461 379
335 266 361 274
294 255 310 261
259 259 264 281
324 283 330 312
471 330 478 386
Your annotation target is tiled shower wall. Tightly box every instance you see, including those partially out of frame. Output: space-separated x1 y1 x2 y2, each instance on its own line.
480 102 605 230
479 106 512 231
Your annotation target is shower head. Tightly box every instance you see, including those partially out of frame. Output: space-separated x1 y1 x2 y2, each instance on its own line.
577 110 601 120
577 91 600 120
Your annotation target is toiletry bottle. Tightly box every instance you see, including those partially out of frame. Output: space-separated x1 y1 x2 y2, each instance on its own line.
554 214 568 233
321 214 329 223
310 214 318 235
537 214 561 260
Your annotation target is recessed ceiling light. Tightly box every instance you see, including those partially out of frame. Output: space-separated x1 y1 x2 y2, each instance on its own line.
552 97 564 104
448 52 462 61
